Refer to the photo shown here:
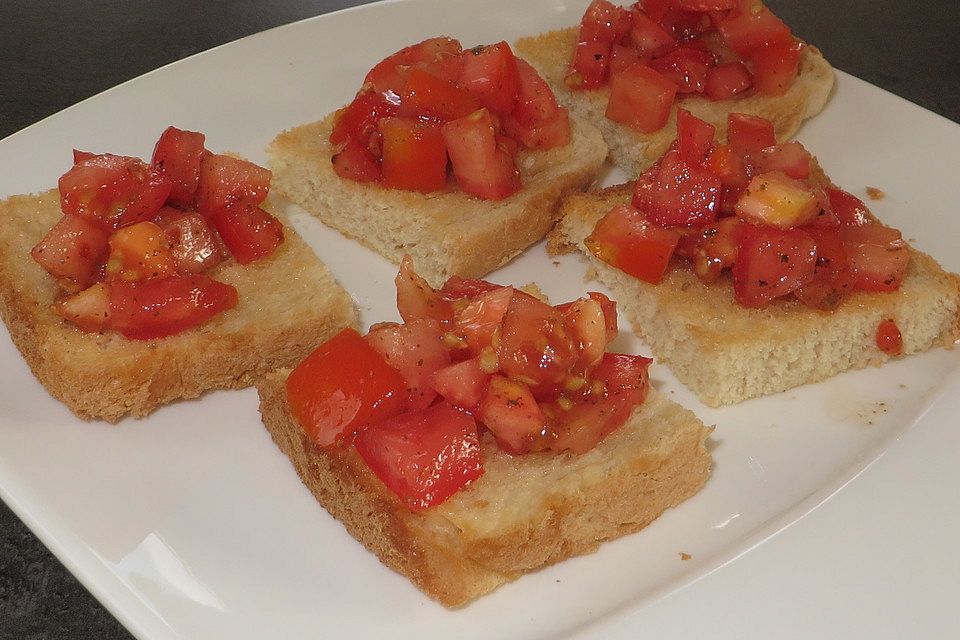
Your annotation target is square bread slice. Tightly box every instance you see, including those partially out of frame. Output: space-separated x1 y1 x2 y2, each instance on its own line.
258 367 712 607
0 190 357 422
268 114 607 286
514 28 834 175
551 184 960 407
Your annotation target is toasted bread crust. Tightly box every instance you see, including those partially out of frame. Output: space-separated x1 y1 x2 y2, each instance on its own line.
515 27 835 175
258 369 712 607
552 185 960 406
0 190 357 422
268 114 608 286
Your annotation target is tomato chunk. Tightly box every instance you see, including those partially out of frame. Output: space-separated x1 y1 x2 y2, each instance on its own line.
478 375 548 454
727 113 776 152
828 187 873 226
452 285 514 354
106 221 177 281
330 90 400 147
354 402 483 510
442 109 520 200
705 61 753 100
379 118 448 193
155 210 225 274
210 205 284 264
732 224 817 307
428 358 492 412
365 318 452 411
195 153 271 218
606 64 677 134
151 126 206 208
457 42 521 115
676 109 716 166
59 154 172 229
793 226 855 310
649 46 714 95
364 37 463 97
716 0 793 56
286 328 408 447
109 274 238 340
395 255 454 326
735 171 819 228
331 138 382 183
842 223 910 292
55 282 111 333
751 40 802 97
502 59 571 150
586 203 680 284
31 214 109 291
634 149 722 226
398 67 480 122
497 292 577 391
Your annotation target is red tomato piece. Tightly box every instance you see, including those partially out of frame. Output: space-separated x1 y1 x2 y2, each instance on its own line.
72 149 97 164
442 109 521 201
354 402 483 510
332 138 382 183
793 226 856 310
735 171 819 228
649 45 714 94
55 282 112 333
364 37 464 97
567 0 632 89
629 12 676 57
453 285 514 354
330 90 400 147
751 40 802 96
109 274 238 340
635 149 722 226
841 223 910 292
209 204 283 264
379 118 448 193
586 203 681 284
705 61 753 100
286 328 408 447
589 291 619 343
751 140 812 179
678 215 742 283
194 153 271 218
151 126 206 208
458 42 521 115
732 224 817 307
395 256 455 326
397 67 480 122
828 187 873 226
567 39 614 90
716 0 793 56
31 214 110 291
677 0 736 9
606 63 677 133
641 0 676 24
107 221 177 281
155 211 225 275
497 292 578 392
478 375 548 454
502 60 571 150
428 358 491 412
365 318 452 411
59 154 172 229
438 275 503 300
676 108 716 166
560 296 610 373
875 319 903 356
727 112 776 152
548 352 651 453
705 143 749 188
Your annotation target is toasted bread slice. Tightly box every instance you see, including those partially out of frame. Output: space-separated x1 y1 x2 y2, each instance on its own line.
257 367 711 607
515 28 834 175
0 190 357 422
551 184 960 406
268 114 607 286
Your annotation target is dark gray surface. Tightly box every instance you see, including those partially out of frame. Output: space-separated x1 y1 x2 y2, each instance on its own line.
0 1 956 638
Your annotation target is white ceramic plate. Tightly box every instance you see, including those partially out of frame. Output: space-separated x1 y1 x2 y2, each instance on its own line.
1 1 958 638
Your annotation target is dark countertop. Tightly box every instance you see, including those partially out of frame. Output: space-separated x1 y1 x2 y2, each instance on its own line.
0 1 957 638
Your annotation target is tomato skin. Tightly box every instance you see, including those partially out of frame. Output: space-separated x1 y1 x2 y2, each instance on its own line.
354 402 483 510
379 118 448 193
428 358 491 412
59 154 172 229
727 112 776 152
442 109 521 201
364 37 464 96
210 204 284 264
705 61 753 100
397 68 480 123
151 126 206 208
875 319 903 356
586 203 680 284
195 153 271 219
395 256 455 326
287 328 408 447
478 375 548 454
841 223 910 292
732 224 817 307
31 214 110 291
365 318 452 411
458 42 521 115
606 63 677 133
828 187 873 226
108 274 238 340
716 0 792 56
751 40 802 97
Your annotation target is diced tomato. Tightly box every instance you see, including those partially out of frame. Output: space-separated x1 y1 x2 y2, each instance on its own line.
678 215 742 282
395 256 455 325
194 153 271 219
502 60 571 149
331 138 382 183
497 292 578 392
875 319 903 356
828 187 873 226
641 0 676 24
793 226 855 310
634 149 722 226
579 0 632 42
330 90 400 147
610 44 649 76
586 203 681 284
649 45 714 94
676 109 716 166
566 39 614 90
751 140 811 179
151 126 206 208
210 204 284 264
841 223 910 292
354 402 483 510
106 221 177 281
453 286 514 354
726 112 776 152
677 0 736 10
629 12 676 57
72 149 97 164
732 224 817 307
442 109 521 201
658 8 712 41
438 275 503 300
59 154 172 229
560 296 610 372
705 61 753 100
108 274 238 339
705 143 749 188
457 42 521 115
55 282 111 333
364 37 463 97
567 0 632 89
715 0 793 56
31 214 109 291
548 353 651 454
379 118 448 193
397 67 480 122
478 375 547 454
589 291 619 342
286 328 408 447
365 318 452 411
735 171 819 227
605 63 677 133
428 358 491 412
751 40 802 96
155 211 224 275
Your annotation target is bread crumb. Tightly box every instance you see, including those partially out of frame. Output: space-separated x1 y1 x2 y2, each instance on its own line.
679 552 691 560
865 186 885 200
